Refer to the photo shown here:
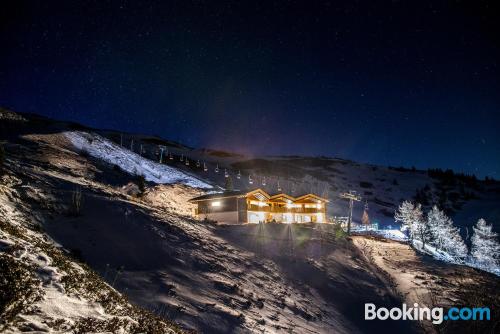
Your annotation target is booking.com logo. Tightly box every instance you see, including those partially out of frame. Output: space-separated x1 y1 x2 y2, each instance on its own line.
365 303 491 324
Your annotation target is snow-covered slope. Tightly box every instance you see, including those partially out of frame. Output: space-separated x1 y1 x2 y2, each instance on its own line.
1 109 499 334
0 173 180 333
65 131 212 189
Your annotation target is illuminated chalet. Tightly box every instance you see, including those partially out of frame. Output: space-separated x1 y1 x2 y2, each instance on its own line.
188 188 328 224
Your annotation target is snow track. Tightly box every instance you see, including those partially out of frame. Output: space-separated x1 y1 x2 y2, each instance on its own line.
65 131 212 189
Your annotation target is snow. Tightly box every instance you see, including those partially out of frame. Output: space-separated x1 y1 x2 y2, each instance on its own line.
65 131 212 189
373 229 408 241
412 240 500 276
353 228 408 241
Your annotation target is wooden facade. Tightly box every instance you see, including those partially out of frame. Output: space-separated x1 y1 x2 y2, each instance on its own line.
189 188 328 224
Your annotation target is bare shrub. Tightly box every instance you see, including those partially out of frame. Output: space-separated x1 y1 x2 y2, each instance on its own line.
70 187 83 216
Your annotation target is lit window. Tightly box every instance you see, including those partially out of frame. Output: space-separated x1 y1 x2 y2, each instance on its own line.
211 201 221 207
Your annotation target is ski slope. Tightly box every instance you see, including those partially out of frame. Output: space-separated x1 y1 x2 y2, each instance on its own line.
65 131 212 189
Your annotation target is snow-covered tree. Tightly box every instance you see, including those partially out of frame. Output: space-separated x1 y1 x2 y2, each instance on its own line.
395 201 420 239
362 201 370 230
470 219 500 269
395 201 431 248
427 206 467 260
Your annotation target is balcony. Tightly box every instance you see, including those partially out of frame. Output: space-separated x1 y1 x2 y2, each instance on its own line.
247 204 322 214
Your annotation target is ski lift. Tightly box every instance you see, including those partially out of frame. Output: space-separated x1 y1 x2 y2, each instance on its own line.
262 177 266 186
196 160 201 167
169 153 173 160
224 169 229 178
236 170 241 179
215 164 219 173
185 159 190 166
248 175 253 185
203 162 208 172
180 154 184 162
277 180 282 192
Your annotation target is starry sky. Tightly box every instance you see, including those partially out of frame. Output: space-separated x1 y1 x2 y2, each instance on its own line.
1 1 499 177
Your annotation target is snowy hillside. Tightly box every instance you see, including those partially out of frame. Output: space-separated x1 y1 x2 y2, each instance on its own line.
65 131 212 189
1 109 499 334
0 174 181 333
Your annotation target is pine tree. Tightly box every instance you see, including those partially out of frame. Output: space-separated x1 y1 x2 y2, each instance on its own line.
395 200 434 249
395 201 415 231
361 201 370 229
471 219 500 268
414 211 432 250
427 206 467 260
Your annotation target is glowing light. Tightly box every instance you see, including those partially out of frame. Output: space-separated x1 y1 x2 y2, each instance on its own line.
211 201 221 207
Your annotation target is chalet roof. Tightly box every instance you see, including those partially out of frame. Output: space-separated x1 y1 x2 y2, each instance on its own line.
246 188 270 201
294 193 329 203
269 193 296 202
189 188 329 203
188 190 247 202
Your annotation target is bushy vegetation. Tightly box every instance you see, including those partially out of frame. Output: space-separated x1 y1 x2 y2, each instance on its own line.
0 254 43 329
427 168 479 187
0 143 5 174
135 174 146 195
388 166 416 172
325 220 347 240
70 187 83 216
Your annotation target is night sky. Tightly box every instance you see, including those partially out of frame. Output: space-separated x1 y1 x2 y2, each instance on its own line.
1 1 499 177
